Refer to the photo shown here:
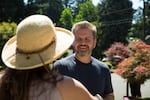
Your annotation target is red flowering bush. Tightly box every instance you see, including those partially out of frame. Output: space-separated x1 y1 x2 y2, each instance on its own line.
114 40 150 84
104 42 129 58
103 42 129 69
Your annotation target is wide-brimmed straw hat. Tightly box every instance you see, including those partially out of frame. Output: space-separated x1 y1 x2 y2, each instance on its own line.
1 14 74 70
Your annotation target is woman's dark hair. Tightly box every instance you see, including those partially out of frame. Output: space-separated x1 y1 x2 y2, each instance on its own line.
0 65 62 100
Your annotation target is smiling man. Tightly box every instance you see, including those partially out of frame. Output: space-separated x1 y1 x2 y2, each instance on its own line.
54 21 114 100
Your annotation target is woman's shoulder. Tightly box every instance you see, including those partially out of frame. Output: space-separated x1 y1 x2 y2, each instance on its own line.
57 76 96 100
58 76 85 90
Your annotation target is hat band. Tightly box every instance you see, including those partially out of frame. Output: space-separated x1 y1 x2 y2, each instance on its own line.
16 39 55 54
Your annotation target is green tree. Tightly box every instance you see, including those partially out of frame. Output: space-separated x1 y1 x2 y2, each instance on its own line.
61 0 88 18
46 0 64 26
0 0 25 23
97 0 133 58
128 21 143 39
0 22 17 69
128 6 143 39
74 0 97 22
24 0 49 17
59 8 73 30
144 1 150 41
129 1 150 44
24 0 64 26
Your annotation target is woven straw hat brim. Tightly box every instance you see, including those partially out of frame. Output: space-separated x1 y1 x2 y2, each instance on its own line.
1 27 74 70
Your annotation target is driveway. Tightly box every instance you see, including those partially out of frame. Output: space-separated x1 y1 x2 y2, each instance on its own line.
111 73 150 100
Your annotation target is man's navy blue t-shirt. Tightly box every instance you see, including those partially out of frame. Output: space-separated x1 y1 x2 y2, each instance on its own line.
54 54 113 97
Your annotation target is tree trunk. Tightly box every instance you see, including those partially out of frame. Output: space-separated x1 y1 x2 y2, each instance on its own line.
130 82 141 97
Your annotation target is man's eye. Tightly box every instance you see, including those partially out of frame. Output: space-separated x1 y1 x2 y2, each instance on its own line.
76 38 81 41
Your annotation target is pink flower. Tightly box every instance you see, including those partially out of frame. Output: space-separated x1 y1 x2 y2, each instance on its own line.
104 42 129 58
117 57 135 69
134 66 147 73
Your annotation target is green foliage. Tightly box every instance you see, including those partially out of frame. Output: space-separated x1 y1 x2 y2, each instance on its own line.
74 14 83 22
144 2 150 38
0 0 25 23
24 0 49 18
59 8 73 30
130 1 150 43
0 22 16 37
97 0 133 58
0 22 17 69
46 0 64 26
128 22 143 39
74 0 97 22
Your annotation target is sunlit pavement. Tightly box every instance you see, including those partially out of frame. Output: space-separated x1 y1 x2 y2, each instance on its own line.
111 73 150 100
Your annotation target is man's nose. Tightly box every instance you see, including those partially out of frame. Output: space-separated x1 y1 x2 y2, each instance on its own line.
80 40 86 45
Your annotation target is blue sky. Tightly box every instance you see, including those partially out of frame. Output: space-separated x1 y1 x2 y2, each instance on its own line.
92 0 143 9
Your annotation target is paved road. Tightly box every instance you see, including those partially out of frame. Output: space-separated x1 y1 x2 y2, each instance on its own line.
111 73 150 100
